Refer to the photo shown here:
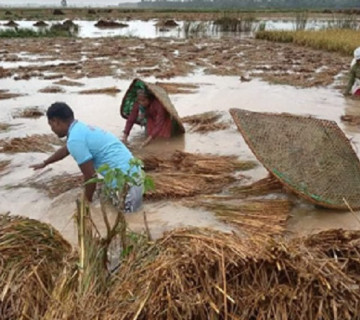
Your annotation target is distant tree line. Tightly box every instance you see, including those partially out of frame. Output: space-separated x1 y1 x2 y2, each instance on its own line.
138 0 360 10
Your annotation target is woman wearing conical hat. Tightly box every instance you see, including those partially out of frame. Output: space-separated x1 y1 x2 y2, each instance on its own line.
122 88 173 148
344 47 360 97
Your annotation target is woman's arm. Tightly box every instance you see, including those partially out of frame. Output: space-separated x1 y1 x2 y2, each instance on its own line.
122 103 140 142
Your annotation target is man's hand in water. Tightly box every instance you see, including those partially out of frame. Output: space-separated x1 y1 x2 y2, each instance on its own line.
30 161 47 170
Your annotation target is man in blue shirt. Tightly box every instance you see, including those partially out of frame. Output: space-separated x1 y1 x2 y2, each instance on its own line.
31 102 143 212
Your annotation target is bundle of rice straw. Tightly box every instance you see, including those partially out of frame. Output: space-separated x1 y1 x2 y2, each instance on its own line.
13 107 44 119
341 114 360 126
140 150 256 174
181 111 231 133
229 175 283 197
28 173 83 198
0 159 10 174
145 172 236 200
102 227 360 320
184 198 291 238
0 214 71 320
0 134 63 153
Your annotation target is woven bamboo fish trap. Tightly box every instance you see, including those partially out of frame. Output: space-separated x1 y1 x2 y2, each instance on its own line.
230 108 360 210
120 78 185 134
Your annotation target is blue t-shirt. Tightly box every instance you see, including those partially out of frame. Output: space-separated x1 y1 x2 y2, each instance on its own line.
67 120 135 175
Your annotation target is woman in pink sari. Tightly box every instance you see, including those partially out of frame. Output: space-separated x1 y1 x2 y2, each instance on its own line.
122 89 172 148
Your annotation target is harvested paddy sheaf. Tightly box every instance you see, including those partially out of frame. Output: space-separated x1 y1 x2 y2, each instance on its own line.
33 20 48 27
155 19 179 27
0 89 22 100
78 86 121 95
0 159 11 173
95 19 128 28
155 81 199 94
341 114 360 126
27 173 84 198
0 214 71 320
1 212 360 319
184 198 291 238
105 227 360 320
54 79 84 87
145 172 236 200
0 134 63 153
140 150 257 174
182 111 231 132
140 151 256 200
0 38 350 89
3 20 18 27
39 85 65 93
230 175 283 197
12 106 44 119
0 36 349 88
0 122 12 132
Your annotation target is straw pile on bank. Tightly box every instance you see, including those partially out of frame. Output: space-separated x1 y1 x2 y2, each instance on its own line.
181 111 231 132
0 214 71 320
0 134 63 153
104 227 360 320
1 213 360 319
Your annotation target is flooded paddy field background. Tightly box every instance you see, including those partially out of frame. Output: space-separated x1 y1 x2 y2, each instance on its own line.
0 9 360 244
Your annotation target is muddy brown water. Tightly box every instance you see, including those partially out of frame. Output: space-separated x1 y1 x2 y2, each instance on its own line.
0 42 360 244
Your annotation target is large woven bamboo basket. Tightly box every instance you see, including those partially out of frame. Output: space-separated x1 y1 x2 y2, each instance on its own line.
120 78 185 134
230 108 360 210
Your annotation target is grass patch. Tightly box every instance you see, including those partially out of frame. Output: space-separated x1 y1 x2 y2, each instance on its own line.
256 29 360 56
0 24 78 38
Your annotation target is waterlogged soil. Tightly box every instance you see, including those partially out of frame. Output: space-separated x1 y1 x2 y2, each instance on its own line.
0 33 359 244
0 37 350 88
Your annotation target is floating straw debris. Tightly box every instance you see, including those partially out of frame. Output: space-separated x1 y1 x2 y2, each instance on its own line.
184 198 291 238
0 214 71 320
155 81 199 94
0 122 12 132
78 86 121 95
28 173 83 198
182 111 231 133
140 150 257 174
12 106 44 119
0 134 63 153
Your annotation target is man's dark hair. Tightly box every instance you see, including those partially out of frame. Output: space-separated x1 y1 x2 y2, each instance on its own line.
47 102 74 121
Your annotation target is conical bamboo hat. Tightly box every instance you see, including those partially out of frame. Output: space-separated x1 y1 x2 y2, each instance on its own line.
230 108 360 210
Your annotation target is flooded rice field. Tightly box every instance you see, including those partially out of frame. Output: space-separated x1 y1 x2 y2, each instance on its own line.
0 32 360 244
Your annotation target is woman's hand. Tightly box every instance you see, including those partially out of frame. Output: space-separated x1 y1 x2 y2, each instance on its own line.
121 134 128 144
